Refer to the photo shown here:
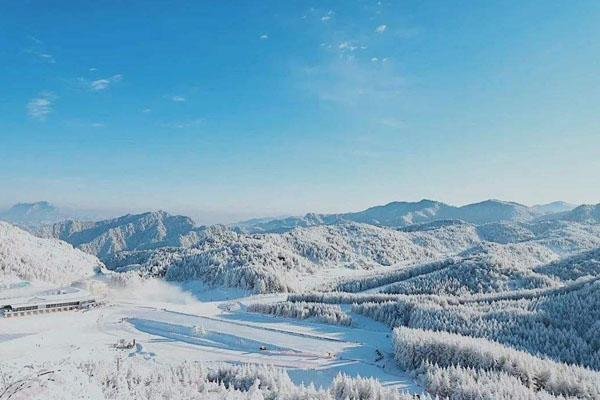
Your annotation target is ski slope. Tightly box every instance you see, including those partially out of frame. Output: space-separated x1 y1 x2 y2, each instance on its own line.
0 278 421 395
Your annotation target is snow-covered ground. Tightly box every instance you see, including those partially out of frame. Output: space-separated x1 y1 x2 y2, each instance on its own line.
0 278 421 396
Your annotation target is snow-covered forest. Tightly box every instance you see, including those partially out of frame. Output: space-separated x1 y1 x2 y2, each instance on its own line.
247 301 352 326
1 200 599 399
0 357 424 400
0 222 101 285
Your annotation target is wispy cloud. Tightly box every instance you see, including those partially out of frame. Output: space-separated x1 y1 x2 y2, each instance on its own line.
370 57 388 63
321 10 334 22
375 24 387 33
25 50 56 64
169 95 186 102
28 35 43 45
77 74 123 91
338 42 358 52
24 36 56 64
89 74 123 91
295 8 407 109
260 34 269 40
38 53 56 63
295 47 403 108
27 92 56 120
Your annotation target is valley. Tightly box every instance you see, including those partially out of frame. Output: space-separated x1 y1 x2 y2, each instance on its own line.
1 199 599 399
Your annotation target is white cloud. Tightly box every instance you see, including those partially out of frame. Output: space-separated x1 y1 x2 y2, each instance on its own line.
25 37 56 64
170 95 186 102
25 49 56 64
260 34 269 40
375 24 387 33
295 57 403 107
27 92 56 120
371 57 388 63
29 35 43 45
142 108 152 113
321 10 334 22
89 74 122 91
38 53 55 63
338 42 358 52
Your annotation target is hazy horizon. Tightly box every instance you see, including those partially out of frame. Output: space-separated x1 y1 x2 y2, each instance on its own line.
2 2 599 220
0 197 589 225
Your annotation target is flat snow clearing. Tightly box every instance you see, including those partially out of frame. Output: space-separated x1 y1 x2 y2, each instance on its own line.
0 279 420 394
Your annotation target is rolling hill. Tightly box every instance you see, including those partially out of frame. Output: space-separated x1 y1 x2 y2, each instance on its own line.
0 221 102 285
37 210 200 260
233 199 582 233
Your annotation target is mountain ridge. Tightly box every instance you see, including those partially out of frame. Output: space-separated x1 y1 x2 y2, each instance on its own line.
233 199 585 233
0 221 102 284
37 210 200 260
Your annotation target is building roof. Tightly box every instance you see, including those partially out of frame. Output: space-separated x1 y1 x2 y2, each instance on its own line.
0 285 93 309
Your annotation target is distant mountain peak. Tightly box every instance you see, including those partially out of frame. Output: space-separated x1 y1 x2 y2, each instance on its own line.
540 203 600 223
531 201 577 215
232 198 581 233
467 199 527 207
0 201 63 227
10 200 55 210
38 209 198 260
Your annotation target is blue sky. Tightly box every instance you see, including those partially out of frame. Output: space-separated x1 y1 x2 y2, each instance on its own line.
1 1 599 223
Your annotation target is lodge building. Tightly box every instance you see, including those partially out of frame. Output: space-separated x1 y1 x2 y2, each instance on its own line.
1 286 96 318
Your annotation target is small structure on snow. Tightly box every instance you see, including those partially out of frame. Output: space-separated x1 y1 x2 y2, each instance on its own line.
114 338 136 350
1 286 97 318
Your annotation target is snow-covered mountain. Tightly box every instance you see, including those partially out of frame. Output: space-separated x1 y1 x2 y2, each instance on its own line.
27 199 599 293
344 199 452 227
0 221 102 285
37 210 199 260
538 203 600 224
0 201 115 229
105 222 482 292
233 199 573 233
381 242 560 296
0 201 65 227
531 201 577 215
534 247 600 280
103 217 600 294
449 199 535 225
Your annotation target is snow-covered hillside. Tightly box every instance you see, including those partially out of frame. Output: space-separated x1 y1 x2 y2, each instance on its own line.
381 242 559 296
74 210 600 294
107 223 482 292
27 200 600 296
2 198 600 400
37 210 199 260
0 222 102 285
538 203 600 224
530 201 576 215
233 199 583 233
